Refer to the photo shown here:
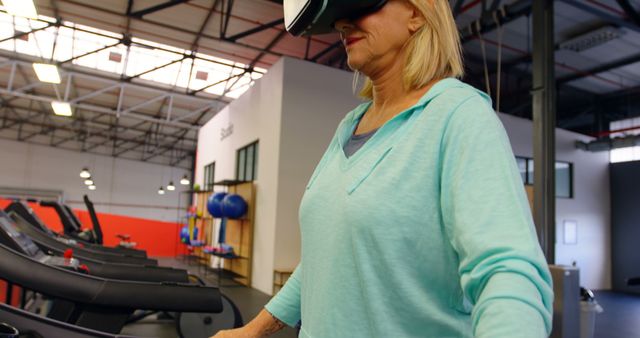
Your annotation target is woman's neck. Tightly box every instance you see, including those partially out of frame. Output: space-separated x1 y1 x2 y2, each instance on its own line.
368 59 407 113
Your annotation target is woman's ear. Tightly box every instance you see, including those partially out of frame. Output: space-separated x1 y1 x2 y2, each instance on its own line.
408 7 426 33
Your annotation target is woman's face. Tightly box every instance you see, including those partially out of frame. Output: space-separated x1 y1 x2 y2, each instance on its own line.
335 0 423 76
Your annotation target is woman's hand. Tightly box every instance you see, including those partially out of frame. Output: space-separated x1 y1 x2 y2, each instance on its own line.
210 327 256 338
210 309 287 338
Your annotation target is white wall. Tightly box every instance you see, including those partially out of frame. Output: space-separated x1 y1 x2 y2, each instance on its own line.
499 113 611 290
196 58 285 295
0 138 189 222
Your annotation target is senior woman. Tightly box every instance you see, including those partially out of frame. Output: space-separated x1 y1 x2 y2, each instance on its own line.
215 0 553 337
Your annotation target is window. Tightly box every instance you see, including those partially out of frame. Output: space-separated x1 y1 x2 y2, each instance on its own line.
555 162 572 199
203 162 215 191
516 156 573 198
236 141 259 181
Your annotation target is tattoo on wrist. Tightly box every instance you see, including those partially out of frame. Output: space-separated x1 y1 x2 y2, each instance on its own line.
264 311 286 335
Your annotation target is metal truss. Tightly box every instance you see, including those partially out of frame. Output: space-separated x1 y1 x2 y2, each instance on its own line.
0 57 225 169
129 0 191 19
0 2 279 171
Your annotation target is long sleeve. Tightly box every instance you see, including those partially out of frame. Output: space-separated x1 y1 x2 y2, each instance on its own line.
439 95 554 337
264 264 302 327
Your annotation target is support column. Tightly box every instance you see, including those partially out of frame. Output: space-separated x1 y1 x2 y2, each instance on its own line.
532 0 556 263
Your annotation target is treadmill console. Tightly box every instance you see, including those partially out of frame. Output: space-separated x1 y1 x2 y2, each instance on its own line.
1 211 81 271
0 211 42 258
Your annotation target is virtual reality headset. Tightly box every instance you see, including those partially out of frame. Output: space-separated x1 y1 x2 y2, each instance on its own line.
284 0 388 36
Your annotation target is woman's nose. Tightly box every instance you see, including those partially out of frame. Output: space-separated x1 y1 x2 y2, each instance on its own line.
334 18 354 33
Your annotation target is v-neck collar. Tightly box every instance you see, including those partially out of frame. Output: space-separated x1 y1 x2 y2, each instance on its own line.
337 78 461 167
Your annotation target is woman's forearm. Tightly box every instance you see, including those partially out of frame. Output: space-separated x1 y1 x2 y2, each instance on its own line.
211 309 288 338
245 309 288 337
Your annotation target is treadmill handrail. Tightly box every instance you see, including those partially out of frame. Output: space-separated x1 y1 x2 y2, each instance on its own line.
0 243 222 312
40 200 81 234
82 195 104 245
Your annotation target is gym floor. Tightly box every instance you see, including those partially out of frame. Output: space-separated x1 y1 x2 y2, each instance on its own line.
119 258 640 338
120 258 297 338
594 291 640 338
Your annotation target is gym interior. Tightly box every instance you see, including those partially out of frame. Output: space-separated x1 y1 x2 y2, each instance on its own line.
0 0 639 337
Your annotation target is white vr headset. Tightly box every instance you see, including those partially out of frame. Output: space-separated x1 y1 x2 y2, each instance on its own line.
283 0 388 36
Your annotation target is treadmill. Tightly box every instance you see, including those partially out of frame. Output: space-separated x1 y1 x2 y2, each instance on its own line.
0 210 188 283
5 201 147 258
39 199 98 243
0 240 225 334
6 209 157 266
83 195 137 249
38 200 144 257
0 302 138 338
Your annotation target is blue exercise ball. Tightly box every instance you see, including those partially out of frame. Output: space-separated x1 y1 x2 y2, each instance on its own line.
222 194 248 219
179 225 199 244
207 192 227 218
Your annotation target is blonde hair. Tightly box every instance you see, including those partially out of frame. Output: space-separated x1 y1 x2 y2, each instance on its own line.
359 0 464 99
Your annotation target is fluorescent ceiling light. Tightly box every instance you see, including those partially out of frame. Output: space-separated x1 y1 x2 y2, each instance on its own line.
1 0 38 19
51 101 72 116
33 63 61 83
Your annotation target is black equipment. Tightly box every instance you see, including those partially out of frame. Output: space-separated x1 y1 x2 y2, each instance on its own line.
0 302 138 338
0 210 243 335
5 209 156 266
0 210 187 283
284 0 387 36
5 201 147 260
39 200 98 244
0 240 221 333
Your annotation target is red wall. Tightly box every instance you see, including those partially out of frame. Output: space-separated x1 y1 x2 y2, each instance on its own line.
0 199 187 257
0 281 22 306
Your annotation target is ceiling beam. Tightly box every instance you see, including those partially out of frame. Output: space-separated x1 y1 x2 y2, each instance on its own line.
225 18 284 42
188 71 246 95
0 22 54 44
250 30 287 68
191 0 220 51
57 42 121 65
220 0 235 39
558 52 640 85
123 55 187 81
615 0 640 27
129 0 190 18
310 41 342 62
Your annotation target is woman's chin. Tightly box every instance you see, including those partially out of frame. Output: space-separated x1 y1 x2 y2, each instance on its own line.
346 59 365 72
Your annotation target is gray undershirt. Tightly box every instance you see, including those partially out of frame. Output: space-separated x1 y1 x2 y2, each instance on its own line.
343 128 379 158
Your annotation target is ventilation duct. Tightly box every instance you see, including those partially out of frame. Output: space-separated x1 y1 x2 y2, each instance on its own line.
576 134 640 152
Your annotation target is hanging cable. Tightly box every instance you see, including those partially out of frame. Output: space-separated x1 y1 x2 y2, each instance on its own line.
476 20 492 98
493 7 506 114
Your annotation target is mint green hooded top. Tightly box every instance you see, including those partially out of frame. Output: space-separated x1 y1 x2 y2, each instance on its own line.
265 78 553 338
